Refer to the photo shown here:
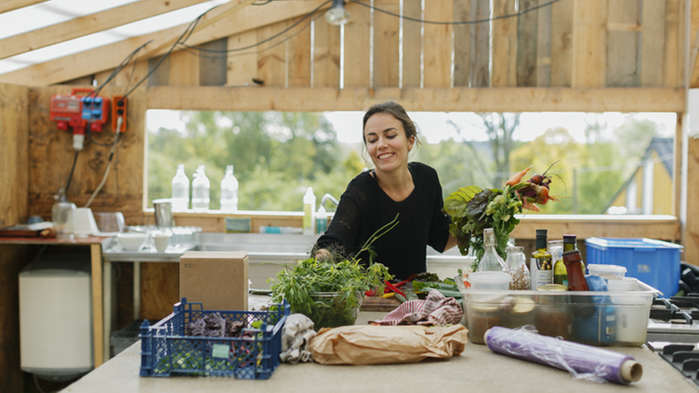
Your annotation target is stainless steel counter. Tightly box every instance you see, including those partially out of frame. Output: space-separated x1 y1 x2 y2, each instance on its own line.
63 311 698 393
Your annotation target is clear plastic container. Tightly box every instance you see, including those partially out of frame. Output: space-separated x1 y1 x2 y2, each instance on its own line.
461 282 657 346
587 264 627 279
171 164 190 212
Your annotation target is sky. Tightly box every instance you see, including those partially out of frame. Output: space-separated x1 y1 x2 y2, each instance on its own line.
147 110 678 145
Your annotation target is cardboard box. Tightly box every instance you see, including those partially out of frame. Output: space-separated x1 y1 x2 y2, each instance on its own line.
180 251 249 311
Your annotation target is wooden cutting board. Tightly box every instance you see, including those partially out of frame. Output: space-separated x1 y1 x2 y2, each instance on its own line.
361 296 401 312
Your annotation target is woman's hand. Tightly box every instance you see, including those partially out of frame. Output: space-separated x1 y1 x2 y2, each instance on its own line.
315 248 332 262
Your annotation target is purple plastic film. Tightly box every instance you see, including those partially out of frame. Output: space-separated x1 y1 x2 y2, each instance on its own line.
485 326 634 384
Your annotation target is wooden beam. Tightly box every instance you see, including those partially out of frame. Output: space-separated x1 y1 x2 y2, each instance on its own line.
0 0 210 60
146 86 685 113
0 0 46 14
571 0 608 87
0 0 329 86
511 215 680 241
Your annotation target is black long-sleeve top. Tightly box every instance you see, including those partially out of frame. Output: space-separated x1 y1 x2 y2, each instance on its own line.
316 162 451 280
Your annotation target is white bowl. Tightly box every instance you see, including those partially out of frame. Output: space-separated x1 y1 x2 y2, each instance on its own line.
118 233 147 251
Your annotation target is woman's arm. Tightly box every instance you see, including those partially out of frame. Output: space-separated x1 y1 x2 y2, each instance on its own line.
444 233 458 252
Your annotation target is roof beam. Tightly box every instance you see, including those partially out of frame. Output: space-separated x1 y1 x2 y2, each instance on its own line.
0 0 47 14
0 0 211 60
0 0 329 86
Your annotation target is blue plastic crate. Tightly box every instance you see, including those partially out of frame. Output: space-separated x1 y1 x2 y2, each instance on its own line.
585 237 683 297
139 298 289 379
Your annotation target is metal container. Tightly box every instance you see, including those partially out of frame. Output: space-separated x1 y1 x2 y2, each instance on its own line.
152 199 174 227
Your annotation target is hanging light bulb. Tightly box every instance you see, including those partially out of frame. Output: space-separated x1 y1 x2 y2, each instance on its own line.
325 0 351 25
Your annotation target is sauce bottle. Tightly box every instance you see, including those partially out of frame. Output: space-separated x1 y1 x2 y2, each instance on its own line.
530 229 553 290
563 249 589 291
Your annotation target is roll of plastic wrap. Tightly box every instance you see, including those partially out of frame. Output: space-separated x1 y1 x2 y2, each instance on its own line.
484 326 642 384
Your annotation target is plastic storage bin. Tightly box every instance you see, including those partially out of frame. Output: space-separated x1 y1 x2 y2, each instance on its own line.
140 298 290 379
461 283 656 347
585 237 683 297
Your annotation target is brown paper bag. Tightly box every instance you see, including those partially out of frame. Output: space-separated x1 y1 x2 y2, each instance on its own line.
309 325 469 365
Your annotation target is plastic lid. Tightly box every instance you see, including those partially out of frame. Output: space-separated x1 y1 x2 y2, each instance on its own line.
587 263 627 273
607 277 638 291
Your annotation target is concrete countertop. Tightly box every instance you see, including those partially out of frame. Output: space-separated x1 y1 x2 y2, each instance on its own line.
62 311 697 393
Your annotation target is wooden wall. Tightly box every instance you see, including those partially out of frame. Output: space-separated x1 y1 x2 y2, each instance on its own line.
26 86 147 226
0 82 29 393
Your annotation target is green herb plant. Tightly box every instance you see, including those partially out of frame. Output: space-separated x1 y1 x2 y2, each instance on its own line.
269 215 397 330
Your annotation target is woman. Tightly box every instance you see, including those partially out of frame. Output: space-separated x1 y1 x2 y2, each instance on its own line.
315 101 458 280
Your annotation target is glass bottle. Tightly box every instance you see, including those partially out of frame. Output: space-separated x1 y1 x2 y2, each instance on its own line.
476 228 506 272
563 249 589 291
530 229 553 290
563 233 581 267
220 165 239 212
171 164 190 212
191 165 210 212
550 239 566 286
506 246 530 290
302 187 316 235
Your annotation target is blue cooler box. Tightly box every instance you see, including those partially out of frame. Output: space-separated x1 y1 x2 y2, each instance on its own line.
585 237 683 297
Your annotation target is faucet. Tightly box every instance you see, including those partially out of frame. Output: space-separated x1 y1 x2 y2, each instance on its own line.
319 193 339 210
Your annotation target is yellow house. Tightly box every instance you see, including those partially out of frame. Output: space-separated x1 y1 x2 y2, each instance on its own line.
606 138 674 215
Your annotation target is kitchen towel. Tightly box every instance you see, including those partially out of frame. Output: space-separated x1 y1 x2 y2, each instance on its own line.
369 289 463 326
280 314 316 363
484 326 642 384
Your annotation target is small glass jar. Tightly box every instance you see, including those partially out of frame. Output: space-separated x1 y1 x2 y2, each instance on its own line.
505 246 530 290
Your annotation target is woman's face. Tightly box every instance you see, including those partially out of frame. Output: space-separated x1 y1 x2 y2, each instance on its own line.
363 113 415 175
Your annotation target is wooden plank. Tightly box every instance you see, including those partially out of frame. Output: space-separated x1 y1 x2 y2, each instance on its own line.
470 0 490 87
517 0 538 87
373 0 400 88
114 60 150 88
0 0 210 60
0 83 29 227
685 132 699 265
664 0 681 87
0 1 329 86
148 55 171 87
168 49 200 86
226 30 258 86
423 1 453 88
27 85 146 226
402 0 422 88
453 0 471 87
536 0 552 86
606 0 641 87
146 86 686 113
287 15 312 88
491 0 518 87
0 0 46 14
313 17 341 88
0 244 31 392
199 38 228 86
90 243 103 367
511 215 680 241
343 1 371 88
571 0 608 87
640 0 666 86
140 263 180 321
257 20 288 87
690 0 699 88
550 0 573 87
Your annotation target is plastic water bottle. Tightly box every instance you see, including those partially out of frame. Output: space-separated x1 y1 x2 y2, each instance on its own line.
220 165 239 212
303 187 316 235
191 165 210 212
171 164 190 212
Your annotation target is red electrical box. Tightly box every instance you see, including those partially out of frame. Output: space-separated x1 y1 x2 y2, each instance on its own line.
49 88 110 150
49 93 83 131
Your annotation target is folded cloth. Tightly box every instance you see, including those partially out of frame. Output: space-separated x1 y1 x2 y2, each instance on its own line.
280 314 316 364
369 290 463 326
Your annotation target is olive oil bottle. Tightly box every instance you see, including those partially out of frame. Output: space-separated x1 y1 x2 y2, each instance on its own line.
553 234 578 287
531 229 553 290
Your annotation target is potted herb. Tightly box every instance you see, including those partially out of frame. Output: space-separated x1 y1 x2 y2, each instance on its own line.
269 216 396 330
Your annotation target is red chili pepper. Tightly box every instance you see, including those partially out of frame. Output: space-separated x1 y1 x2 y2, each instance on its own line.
384 280 406 298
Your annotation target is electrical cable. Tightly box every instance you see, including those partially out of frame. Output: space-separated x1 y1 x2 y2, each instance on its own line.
181 0 330 54
348 0 564 25
178 9 322 60
84 116 122 208
64 150 79 196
